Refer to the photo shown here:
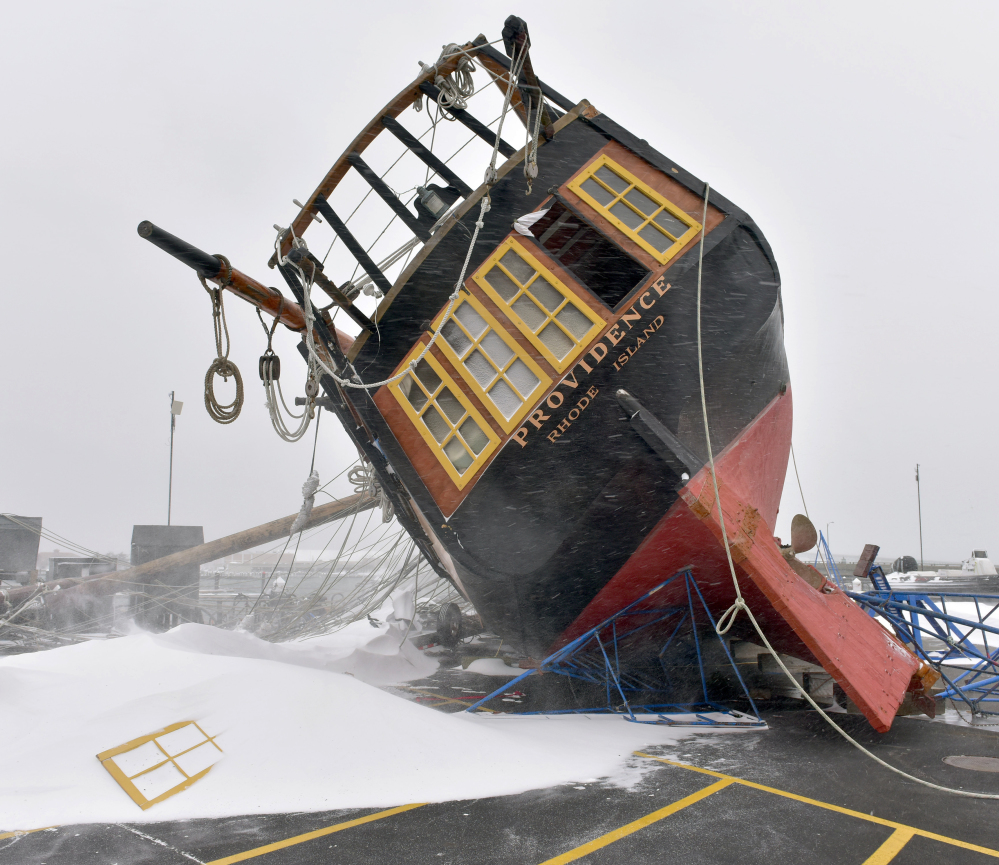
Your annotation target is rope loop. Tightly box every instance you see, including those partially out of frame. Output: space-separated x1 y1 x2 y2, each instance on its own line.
204 357 243 424
199 258 244 424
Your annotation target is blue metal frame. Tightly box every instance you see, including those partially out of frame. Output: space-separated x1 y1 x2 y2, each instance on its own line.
847 565 999 716
813 531 844 588
466 569 765 727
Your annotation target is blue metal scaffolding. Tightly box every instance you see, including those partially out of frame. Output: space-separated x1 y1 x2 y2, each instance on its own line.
466 568 765 728
847 565 999 717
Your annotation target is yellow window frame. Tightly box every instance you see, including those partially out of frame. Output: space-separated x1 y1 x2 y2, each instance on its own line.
567 153 702 265
430 293 552 434
388 346 500 489
472 237 605 373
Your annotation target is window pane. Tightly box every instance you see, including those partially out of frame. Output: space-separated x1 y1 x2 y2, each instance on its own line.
444 437 474 473
485 266 520 301
487 378 522 419
624 187 659 218
538 322 575 359
422 405 449 442
479 330 514 368
464 349 496 387
594 165 629 194
436 388 466 424
638 223 674 253
580 177 615 207
500 249 537 286
459 417 489 455
652 208 690 239
528 275 563 313
400 374 427 412
505 358 540 398
414 359 441 394
512 295 547 330
454 303 487 339
555 304 593 340
609 200 644 230
441 319 471 356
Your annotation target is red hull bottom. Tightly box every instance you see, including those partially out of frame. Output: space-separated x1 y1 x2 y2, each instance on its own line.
556 388 919 732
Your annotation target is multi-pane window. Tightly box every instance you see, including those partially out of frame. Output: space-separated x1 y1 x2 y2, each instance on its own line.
391 352 499 487
568 154 701 265
473 239 604 373
435 295 550 433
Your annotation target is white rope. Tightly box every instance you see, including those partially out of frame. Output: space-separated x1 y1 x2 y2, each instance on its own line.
263 372 312 442
288 41 528 393
693 185 999 799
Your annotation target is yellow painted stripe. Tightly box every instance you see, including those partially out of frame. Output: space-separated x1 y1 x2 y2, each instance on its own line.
0 826 55 841
636 753 999 859
204 803 425 865
537 778 733 865
863 828 915 864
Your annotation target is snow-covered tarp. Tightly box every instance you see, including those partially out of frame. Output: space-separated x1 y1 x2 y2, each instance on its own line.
0 616 747 830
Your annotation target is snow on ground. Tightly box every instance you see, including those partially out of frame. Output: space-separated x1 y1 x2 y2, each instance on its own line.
0 619 747 830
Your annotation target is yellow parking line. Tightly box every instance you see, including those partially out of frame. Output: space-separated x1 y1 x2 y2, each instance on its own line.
636 753 999 859
0 826 55 841
537 778 733 864
863 828 915 864
203 803 425 865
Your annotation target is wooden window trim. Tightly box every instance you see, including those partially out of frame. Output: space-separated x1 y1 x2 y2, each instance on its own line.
566 153 702 266
430 293 553 434
472 236 605 373
387 347 500 489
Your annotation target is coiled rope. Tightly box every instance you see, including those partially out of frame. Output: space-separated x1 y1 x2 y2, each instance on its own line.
200 255 243 424
281 40 529 394
694 186 999 799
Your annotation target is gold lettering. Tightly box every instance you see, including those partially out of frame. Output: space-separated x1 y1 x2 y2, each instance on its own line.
588 343 608 364
547 430 561 443
639 291 655 310
576 396 590 411
557 419 571 432
618 353 629 366
575 357 593 374
653 278 671 297
512 427 529 447
547 391 565 409
587 385 599 398
621 306 642 329
568 408 580 420
605 324 625 346
560 371 580 389
652 314 664 329
635 336 646 348
528 408 550 429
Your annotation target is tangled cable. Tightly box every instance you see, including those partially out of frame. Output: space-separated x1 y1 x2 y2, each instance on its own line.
422 43 476 114
200 255 244 424
349 460 395 523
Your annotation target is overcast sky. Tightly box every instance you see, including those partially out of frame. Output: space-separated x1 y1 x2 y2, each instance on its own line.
2 1 996 563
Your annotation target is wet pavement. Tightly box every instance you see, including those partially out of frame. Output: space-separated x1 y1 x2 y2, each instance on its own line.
3 640 999 864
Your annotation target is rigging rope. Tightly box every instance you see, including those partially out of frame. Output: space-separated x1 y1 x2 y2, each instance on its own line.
693 186 999 799
256 307 314 442
199 256 243 424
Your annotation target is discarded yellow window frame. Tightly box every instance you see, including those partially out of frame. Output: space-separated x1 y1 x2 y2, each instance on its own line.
472 238 605 373
96 721 223 811
388 346 500 488
567 154 702 265
430 293 552 434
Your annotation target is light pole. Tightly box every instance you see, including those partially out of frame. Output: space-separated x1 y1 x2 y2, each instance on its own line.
915 464 924 570
826 522 834 554
168 393 183 525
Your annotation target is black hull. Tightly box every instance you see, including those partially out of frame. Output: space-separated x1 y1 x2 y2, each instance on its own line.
343 112 787 657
